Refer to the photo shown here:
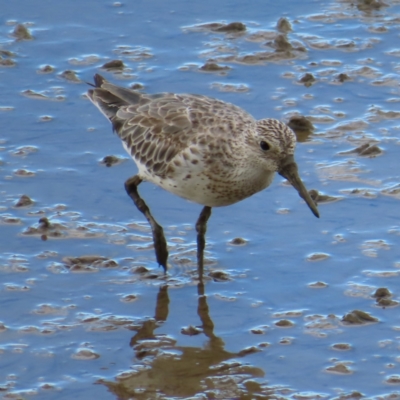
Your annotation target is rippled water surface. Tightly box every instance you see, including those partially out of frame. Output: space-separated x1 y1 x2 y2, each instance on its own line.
2 0 400 398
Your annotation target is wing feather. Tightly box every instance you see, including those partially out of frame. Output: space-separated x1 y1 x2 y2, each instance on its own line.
87 75 256 178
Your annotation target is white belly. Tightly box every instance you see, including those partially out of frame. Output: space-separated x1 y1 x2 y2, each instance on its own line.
138 159 275 207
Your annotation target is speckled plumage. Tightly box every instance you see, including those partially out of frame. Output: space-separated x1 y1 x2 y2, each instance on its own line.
87 74 317 213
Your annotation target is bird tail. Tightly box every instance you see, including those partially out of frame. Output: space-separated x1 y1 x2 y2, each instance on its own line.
87 74 141 123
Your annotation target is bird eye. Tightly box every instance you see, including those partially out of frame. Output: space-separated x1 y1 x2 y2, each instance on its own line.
260 141 270 151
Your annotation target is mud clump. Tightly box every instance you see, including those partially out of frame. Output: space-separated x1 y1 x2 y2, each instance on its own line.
275 319 294 327
335 73 351 83
229 237 247 246
356 0 388 11
306 252 330 262
287 115 314 137
23 217 65 239
213 22 246 33
338 143 383 157
276 17 292 33
208 270 230 281
373 287 391 298
199 62 230 73
181 325 202 336
102 60 125 70
12 24 33 40
100 155 125 167
332 343 352 351
299 73 316 87
372 287 398 307
325 363 353 374
271 34 293 52
342 310 379 324
15 195 34 207
38 65 55 74
63 255 118 267
59 70 81 83
186 21 246 34
0 57 16 67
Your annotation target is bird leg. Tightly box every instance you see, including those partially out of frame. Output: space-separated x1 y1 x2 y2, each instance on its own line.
195 206 212 278
124 175 168 272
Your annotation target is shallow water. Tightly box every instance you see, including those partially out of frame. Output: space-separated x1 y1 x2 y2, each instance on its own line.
2 0 400 398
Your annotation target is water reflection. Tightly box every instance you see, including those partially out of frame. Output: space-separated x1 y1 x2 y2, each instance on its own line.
102 283 265 399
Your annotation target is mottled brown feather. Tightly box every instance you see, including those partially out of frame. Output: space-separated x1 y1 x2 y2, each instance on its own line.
88 76 256 178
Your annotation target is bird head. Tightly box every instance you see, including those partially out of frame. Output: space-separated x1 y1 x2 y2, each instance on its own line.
255 119 319 218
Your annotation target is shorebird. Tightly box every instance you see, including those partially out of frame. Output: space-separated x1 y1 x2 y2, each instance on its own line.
87 74 319 273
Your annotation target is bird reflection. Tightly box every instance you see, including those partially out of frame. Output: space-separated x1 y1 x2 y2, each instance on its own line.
102 283 265 399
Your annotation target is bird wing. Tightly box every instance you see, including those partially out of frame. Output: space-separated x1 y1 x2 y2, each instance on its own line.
88 75 255 176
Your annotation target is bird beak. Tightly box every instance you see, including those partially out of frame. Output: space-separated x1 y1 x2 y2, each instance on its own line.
278 155 319 218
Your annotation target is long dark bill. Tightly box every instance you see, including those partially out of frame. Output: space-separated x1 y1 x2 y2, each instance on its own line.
278 155 320 218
